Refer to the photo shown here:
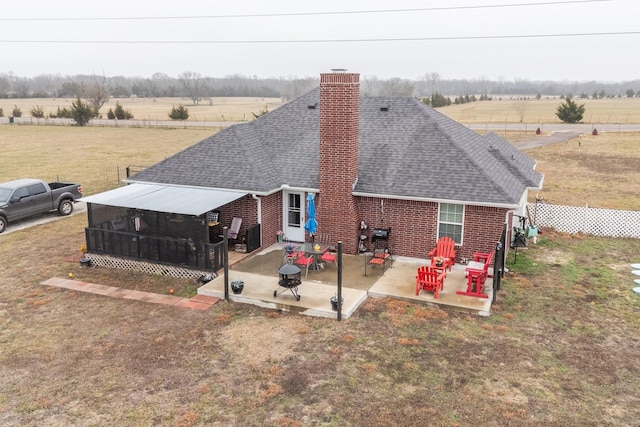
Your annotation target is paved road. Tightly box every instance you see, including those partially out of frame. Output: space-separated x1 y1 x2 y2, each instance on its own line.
513 130 584 150
467 123 640 133
0 201 86 235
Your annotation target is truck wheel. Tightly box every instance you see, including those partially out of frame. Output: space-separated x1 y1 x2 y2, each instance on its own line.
0 217 6 233
58 200 74 216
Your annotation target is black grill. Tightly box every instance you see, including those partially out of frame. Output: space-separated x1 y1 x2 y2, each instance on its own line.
372 228 391 242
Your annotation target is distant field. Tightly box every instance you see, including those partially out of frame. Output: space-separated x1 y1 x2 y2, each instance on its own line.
0 126 209 195
3 96 640 125
438 97 640 124
0 96 285 122
521 131 639 210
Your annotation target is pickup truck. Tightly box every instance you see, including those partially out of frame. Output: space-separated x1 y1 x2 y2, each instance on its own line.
0 178 83 233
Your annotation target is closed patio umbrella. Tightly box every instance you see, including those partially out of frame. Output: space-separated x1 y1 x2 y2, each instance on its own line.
304 193 318 242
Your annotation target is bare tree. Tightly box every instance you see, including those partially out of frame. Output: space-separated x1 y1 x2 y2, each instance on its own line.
178 71 209 105
423 72 441 96
361 75 379 96
0 77 9 97
31 74 58 96
378 78 415 97
512 98 530 122
12 78 30 98
150 72 172 97
81 73 111 113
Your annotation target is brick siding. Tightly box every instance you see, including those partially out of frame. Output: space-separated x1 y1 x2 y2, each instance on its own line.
357 197 507 260
259 192 283 247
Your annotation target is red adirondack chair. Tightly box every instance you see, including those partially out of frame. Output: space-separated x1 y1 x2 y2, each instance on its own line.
428 236 456 272
472 250 495 278
415 266 446 298
457 250 495 298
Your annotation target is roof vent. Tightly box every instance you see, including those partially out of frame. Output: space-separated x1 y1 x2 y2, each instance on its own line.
308 102 317 110
331 68 347 73
380 104 389 112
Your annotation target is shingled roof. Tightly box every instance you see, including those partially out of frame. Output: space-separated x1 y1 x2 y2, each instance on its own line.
129 88 542 207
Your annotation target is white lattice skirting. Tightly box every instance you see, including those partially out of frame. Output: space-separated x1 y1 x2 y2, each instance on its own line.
529 203 640 239
85 253 212 280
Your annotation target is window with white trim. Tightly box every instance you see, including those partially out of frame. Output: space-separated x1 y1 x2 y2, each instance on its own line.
438 203 464 244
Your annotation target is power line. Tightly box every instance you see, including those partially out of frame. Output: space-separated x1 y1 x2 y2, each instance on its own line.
0 0 612 22
0 31 637 44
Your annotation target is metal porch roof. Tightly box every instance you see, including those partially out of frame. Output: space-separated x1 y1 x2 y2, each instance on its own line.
83 184 247 216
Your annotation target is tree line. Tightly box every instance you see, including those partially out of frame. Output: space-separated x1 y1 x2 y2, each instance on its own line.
0 70 634 126
1 71 639 101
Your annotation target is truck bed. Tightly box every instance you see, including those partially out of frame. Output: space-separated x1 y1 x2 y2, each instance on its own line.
48 182 78 190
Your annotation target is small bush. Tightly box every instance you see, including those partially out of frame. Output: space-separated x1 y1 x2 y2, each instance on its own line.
49 106 73 119
0 108 3 117
70 96 97 126
107 102 134 120
30 105 45 118
12 105 22 117
169 104 189 120
556 96 585 123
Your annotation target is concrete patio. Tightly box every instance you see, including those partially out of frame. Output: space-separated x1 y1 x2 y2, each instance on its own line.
198 244 493 319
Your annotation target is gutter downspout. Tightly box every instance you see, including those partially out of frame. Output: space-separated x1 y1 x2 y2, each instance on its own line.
252 194 262 247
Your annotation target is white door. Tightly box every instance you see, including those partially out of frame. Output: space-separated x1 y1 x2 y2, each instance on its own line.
283 191 305 242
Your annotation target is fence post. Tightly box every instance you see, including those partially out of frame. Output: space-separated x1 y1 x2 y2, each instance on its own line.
337 241 343 322
223 227 229 301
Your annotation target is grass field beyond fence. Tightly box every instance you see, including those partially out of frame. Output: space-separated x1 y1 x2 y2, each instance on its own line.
0 96 284 123
437 97 640 124
3 96 640 125
0 126 209 194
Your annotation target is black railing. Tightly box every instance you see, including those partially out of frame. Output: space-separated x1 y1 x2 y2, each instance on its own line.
245 223 261 253
492 224 508 303
85 227 224 271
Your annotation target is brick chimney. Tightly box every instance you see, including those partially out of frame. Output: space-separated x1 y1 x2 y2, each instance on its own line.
317 71 360 254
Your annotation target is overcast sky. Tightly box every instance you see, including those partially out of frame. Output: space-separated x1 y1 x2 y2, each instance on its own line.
1 0 638 82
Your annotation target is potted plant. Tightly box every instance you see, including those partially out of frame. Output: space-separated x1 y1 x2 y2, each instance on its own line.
276 230 284 243
434 256 445 267
284 242 295 255
231 279 244 294
330 295 343 311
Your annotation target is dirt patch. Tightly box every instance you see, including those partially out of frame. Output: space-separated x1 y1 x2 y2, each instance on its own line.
219 316 302 367
537 249 573 265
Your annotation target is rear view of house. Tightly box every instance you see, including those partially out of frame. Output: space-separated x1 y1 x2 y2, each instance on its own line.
83 70 542 274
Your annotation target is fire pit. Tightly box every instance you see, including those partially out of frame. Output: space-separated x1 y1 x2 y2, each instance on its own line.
275 263 302 301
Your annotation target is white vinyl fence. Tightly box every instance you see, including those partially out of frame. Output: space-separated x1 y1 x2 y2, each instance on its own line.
528 203 640 239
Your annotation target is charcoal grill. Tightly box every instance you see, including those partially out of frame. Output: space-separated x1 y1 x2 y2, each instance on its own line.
274 263 302 301
371 227 391 242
